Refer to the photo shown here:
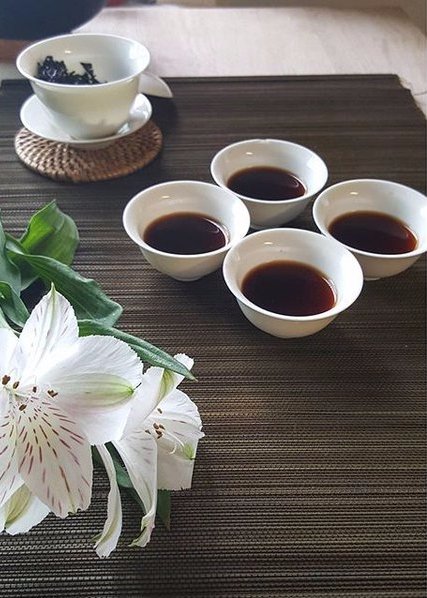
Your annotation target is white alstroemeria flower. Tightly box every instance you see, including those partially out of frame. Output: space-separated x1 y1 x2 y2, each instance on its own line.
144 354 203 492
94 354 203 557
0 286 142 527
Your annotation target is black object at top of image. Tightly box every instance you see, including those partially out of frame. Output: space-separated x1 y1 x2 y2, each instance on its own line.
0 0 106 40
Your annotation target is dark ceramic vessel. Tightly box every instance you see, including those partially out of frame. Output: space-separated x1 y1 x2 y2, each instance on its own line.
0 0 106 40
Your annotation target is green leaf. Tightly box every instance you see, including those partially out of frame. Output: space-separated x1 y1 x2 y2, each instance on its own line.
78 319 196 380
7 251 122 327
16 201 79 290
5 234 25 253
20 201 79 263
156 490 171 531
0 307 13 329
0 281 30 328
0 218 21 293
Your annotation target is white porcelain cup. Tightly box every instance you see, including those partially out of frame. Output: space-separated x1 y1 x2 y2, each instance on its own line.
210 139 328 229
223 228 363 338
123 180 251 282
312 179 427 280
16 33 171 140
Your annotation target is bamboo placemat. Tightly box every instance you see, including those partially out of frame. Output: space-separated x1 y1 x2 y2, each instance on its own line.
0 76 425 597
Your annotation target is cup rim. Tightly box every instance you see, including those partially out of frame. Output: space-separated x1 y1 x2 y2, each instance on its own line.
16 32 151 89
222 227 364 322
210 138 329 205
123 180 251 260
313 178 427 260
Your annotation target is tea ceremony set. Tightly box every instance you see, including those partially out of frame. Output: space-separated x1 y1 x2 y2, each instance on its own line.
14 33 427 336
0 23 425 598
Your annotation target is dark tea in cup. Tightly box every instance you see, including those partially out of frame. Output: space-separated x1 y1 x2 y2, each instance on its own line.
143 212 228 255
227 166 306 201
328 211 417 255
241 260 336 316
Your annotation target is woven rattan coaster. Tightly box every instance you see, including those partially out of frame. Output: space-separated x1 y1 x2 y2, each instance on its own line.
14 120 162 183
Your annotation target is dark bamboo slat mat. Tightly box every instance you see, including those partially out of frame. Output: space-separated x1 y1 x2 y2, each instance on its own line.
0 75 425 597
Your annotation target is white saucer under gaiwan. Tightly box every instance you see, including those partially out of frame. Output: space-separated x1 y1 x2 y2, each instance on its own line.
20 93 152 150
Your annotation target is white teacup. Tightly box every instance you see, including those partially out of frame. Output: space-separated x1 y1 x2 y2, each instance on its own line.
313 179 427 280
223 228 363 338
16 33 171 140
123 180 251 282
210 139 328 229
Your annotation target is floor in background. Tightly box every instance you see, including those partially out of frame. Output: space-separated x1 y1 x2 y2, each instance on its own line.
79 5 427 116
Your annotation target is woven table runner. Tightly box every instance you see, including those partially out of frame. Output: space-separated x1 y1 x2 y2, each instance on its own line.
0 76 425 597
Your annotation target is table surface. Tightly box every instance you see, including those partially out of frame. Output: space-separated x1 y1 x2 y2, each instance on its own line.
0 74 425 597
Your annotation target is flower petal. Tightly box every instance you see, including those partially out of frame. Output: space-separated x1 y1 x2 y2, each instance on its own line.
47 335 142 392
45 335 143 444
0 410 23 508
157 447 198 492
0 328 18 374
122 368 164 437
158 354 194 400
13 286 78 384
0 328 19 420
114 432 157 548
15 398 93 518
123 354 194 438
0 484 49 534
93 445 122 558
145 389 204 491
